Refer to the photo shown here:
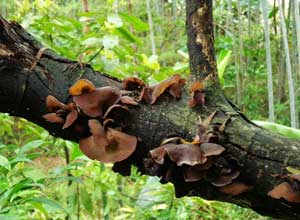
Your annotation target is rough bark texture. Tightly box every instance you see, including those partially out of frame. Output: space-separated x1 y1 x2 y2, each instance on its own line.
1 1 300 219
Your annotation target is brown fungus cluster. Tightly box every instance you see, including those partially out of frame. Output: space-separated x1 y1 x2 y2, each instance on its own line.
268 173 300 203
189 81 205 108
43 75 186 164
145 112 252 196
268 182 300 203
43 79 139 163
123 74 186 104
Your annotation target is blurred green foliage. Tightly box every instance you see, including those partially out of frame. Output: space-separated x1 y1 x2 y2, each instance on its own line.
0 0 291 219
0 114 267 219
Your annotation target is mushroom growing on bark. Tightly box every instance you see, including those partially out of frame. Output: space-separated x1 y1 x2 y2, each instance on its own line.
79 120 137 163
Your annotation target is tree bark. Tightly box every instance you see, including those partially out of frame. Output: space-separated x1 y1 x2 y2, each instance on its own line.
1 1 300 219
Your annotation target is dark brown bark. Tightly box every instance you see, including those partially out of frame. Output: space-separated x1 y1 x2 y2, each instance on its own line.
1 1 300 219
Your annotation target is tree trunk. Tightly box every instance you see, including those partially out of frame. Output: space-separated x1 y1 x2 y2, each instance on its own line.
262 0 275 122
146 0 157 55
278 0 297 128
1 1 300 219
294 0 300 89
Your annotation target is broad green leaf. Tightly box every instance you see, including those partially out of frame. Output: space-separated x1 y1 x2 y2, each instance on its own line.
217 50 232 86
119 13 148 31
268 6 278 19
57 16 82 29
114 27 140 44
1 179 34 204
10 189 42 202
286 167 300 174
19 140 45 155
70 144 83 161
29 197 69 214
23 167 46 182
0 155 11 170
80 187 93 214
10 157 32 165
253 120 300 139
28 200 49 218
137 177 166 208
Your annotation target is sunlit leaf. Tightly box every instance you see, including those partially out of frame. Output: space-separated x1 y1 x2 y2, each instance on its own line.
114 27 140 44
217 50 232 86
253 121 300 139
102 35 119 49
29 197 69 214
119 13 148 31
107 14 123 27
0 155 11 170
19 140 45 155
80 188 93 214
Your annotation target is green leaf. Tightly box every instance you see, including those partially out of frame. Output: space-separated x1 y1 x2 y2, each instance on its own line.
80 187 93 214
253 120 300 139
268 6 278 19
70 144 84 161
29 197 69 214
114 27 141 44
23 167 46 182
54 176 83 184
10 157 32 165
286 167 300 174
19 140 45 155
0 155 11 170
119 13 148 31
57 16 82 29
217 50 232 86
28 200 49 218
